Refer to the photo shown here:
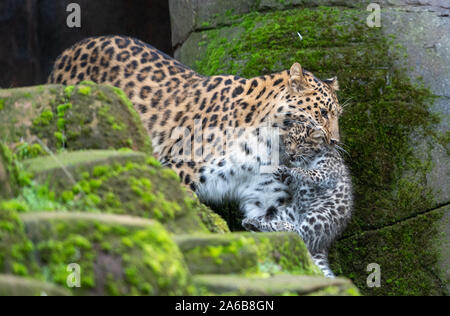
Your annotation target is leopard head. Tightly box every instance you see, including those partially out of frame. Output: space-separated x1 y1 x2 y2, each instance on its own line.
276 63 342 145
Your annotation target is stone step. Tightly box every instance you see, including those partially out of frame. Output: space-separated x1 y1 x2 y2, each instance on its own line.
20 212 156 228
9 212 193 296
174 232 321 276
193 274 359 296
23 150 147 188
0 84 152 156
20 150 215 233
0 274 71 296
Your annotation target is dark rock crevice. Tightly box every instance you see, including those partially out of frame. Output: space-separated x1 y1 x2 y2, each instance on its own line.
337 201 450 242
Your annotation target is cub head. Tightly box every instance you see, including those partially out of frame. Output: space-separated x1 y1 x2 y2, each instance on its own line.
282 118 329 166
276 63 342 145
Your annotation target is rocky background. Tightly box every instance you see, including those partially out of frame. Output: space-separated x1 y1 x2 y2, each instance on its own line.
0 0 448 296
170 0 449 295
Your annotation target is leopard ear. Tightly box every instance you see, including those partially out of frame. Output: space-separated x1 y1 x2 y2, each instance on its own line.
289 63 310 94
324 76 339 91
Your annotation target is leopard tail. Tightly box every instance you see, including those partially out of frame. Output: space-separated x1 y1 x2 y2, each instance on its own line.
311 252 335 278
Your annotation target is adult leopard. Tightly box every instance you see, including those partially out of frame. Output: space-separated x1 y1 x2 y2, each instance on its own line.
48 35 342 222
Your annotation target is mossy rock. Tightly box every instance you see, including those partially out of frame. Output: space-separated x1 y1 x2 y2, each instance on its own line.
194 201 230 234
0 144 19 199
16 212 193 296
194 274 359 296
15 150 226 234
0 84 152 159
0 209 36 277
329 205 450 296
174 232 321 276
0 274 71 296
169 0 368 47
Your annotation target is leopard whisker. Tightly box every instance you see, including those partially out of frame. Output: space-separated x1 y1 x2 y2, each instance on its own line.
334 144 349 158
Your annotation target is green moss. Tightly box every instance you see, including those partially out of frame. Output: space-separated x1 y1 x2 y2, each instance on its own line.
0 209 36 277
200 21 211 28
16 213 193 296
177 233 320 276
78 85 92 96
33 110 54 127
0 143 28 197
15 143 47 160
0 84 152 156
146 156 161 168
96 90 112 103
188 198 230 233
98 104 126 131
79 80 96 86
0 99 4 110
64 86 75 99
56 103 72 117
330 208 447 296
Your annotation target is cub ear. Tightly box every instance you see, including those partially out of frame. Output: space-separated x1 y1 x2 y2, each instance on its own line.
289 63 310 94
324 76 339 91
310 128 326 144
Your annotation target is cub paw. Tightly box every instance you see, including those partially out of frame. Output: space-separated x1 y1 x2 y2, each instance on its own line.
242 217 261 232
274 166 292 184
273 221 296 233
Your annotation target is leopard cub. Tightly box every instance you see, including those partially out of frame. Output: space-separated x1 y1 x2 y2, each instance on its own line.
242 119 353 278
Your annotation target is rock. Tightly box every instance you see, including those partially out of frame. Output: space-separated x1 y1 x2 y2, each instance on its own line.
0 0 41 88
193 274 359 296
0 144 18 199
0 274 71 296
174 232 321 275
330 205 450 296
0 84 152 156
195 203 231 234
18 150 225 234
23 150 148 187
0 209 35 277
382 9 450 206
17 212 192 296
